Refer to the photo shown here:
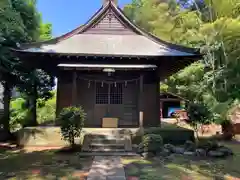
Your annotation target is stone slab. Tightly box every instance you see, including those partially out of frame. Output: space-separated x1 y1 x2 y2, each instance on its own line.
87 176 107 180
107 176 126 180
87 156 126 180
107 167 125 176
77 152 138 156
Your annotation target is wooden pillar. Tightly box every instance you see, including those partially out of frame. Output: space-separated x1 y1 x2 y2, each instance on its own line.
156 75 161 127
139 75 144 128
160 101 163 122
56 78 61 116
72 71 77 106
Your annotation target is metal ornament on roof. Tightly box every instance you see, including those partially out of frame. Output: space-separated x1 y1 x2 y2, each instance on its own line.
103 68 115 76
107 9 113 23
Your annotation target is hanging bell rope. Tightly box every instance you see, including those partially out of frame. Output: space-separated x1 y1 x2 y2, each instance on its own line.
88 81 91 88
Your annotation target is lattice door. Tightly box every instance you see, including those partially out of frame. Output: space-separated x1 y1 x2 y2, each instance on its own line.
96 82 123 105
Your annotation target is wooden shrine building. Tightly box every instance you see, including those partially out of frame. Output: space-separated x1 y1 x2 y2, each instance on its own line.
14 0 201 128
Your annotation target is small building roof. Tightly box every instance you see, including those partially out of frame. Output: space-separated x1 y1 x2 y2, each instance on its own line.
160 92 188 101
15 0 201 58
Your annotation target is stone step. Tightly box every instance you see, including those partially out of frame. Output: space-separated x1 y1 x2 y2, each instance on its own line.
83 131 132 153
90 148 126 152
90 143 125 149
91 138 126 145
90 135 125 140
77 152 138 156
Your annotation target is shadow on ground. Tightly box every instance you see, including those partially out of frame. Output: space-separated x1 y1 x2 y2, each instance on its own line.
0 147 93 180
122 141 240 180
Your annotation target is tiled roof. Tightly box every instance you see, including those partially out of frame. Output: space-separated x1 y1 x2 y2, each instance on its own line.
15 1 201 58
22 34 196 56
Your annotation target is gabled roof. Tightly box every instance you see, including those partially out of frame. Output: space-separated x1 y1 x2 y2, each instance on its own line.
15 1 201 58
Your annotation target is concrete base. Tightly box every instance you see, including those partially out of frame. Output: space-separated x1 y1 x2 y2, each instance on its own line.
17 127 82 147
17 127 139 147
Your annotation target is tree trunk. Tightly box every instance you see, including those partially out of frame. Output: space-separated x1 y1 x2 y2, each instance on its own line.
28 94 37 126
0 81 12 141
70 131 75 148
32 83 37 126
3 81 11 131
25 84 38 127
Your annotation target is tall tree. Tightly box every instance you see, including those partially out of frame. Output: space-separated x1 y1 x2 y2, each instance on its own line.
0 0 28 135
124 0 240 123
0 0 54 133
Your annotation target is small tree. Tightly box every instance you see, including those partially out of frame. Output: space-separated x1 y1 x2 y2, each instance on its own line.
138 134 163 153
186 102 211 140
57 106 86 148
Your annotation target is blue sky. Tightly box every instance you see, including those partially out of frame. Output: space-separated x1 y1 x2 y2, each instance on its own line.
37 0 131 37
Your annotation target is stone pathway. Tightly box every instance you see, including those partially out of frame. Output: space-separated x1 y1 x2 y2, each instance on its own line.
87 156 126 180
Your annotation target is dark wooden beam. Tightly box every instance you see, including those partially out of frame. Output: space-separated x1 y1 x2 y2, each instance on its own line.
139 74 144 128
71 71 77 106
56 78 61 117
156 71 160 127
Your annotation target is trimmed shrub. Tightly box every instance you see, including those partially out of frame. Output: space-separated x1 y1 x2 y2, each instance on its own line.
186 102 212 140
144 127 195 145
138 134 163 153
57 106 86 147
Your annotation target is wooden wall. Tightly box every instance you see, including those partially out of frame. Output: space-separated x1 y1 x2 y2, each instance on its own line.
56 70 160 128
142 75 160 127
83 9 134 35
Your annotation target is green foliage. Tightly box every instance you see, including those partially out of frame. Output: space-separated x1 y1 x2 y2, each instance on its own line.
39 22 52 41
37 92 56 124
144 127 195 145
139 134 163 153
187 102 212 126
125 0 240 126
57 106 86 147
10 98 27 130
10 91 56 129
0 0 54 130
186 102 212 139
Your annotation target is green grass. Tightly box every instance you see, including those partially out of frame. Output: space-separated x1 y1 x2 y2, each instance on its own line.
0 149 92 180
122 142 240 180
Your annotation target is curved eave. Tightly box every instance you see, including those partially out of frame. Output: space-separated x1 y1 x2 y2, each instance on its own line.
18 6 106 49
19 24 85 49
12 48 202 59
